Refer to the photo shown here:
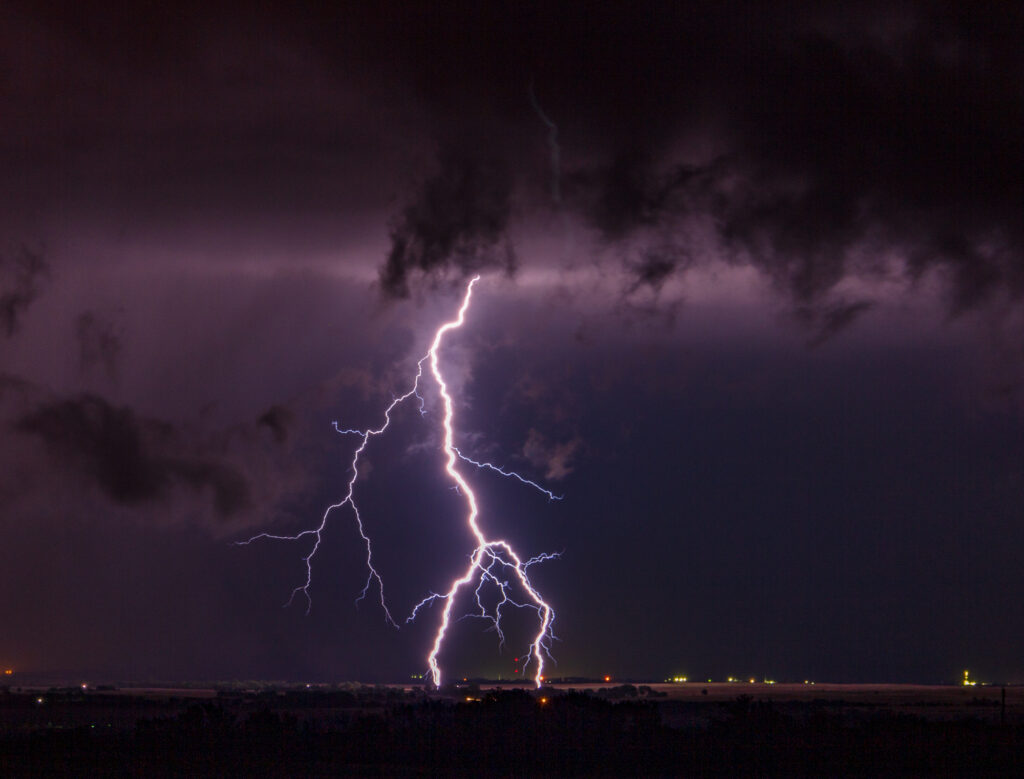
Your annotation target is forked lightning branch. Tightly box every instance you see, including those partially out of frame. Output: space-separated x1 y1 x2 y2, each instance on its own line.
240 277 559 687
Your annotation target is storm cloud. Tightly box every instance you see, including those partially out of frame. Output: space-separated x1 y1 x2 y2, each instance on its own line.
4 1 1020 326
554 3 1023 323
380 147 516 298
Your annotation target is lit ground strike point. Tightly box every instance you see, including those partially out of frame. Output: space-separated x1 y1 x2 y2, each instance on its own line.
240 275 558 689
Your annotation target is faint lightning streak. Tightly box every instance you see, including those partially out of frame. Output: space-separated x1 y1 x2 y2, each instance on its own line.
419 276 556 689
529 81 562 205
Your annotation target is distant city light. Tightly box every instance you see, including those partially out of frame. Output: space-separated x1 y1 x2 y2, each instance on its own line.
604 676 611 682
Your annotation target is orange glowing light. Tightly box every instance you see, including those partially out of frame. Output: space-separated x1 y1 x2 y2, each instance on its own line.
3 669 11 675
604 675 611 682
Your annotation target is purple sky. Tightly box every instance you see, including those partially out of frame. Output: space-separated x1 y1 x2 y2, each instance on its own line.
1 0 1022 684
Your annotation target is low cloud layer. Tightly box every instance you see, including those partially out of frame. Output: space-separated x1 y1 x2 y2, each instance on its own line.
16 395 251 516
0 246 49 337
2 374 307 531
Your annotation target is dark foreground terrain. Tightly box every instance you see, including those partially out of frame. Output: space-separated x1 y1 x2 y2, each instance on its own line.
2 684 1021 776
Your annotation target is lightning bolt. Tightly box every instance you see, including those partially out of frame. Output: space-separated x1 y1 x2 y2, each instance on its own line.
415 276 556 687
239 276 558 688
529 81 562 205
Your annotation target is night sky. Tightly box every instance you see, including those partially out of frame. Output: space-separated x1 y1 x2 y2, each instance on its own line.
2 1 1022 685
